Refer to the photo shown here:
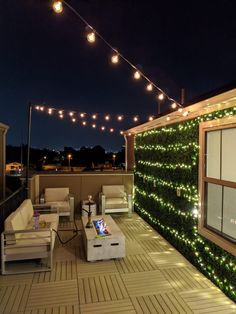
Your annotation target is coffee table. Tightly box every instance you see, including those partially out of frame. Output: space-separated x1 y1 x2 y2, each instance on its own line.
81 215 125 261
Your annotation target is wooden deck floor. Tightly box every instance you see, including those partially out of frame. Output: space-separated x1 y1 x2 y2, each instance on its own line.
1 213 236 314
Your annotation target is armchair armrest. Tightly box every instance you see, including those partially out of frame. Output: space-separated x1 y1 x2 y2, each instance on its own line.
99 192 106 215
68 194 74 221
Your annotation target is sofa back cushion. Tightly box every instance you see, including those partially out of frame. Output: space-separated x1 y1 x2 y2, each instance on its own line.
16 199 34 227
45 187 69 202
102 185 125 198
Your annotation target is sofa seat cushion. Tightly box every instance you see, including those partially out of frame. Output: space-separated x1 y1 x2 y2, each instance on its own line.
102 185 126 198
44 201 70 214
105 197 128 209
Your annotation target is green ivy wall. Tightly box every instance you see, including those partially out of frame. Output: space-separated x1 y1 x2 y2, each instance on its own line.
134 106 236 302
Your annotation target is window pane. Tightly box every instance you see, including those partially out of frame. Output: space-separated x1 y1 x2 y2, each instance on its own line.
206 183 222 231
206 131 221 179
222 128 236 182
222 187 236 240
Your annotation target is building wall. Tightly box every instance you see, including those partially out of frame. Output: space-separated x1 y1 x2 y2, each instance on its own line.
134 105 236 302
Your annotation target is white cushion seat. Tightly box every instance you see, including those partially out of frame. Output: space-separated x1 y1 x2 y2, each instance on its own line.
99 185 133 216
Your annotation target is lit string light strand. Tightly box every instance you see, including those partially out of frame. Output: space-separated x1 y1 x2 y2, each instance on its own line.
52 0 182 112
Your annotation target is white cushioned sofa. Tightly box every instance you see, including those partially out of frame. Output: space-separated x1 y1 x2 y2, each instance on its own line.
40 187 74 222
99 185 133 216
1 199 59 275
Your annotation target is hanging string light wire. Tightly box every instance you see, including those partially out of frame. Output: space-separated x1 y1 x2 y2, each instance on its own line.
53 0 182 110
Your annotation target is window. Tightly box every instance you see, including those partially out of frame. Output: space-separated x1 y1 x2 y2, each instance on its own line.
199 116 236 256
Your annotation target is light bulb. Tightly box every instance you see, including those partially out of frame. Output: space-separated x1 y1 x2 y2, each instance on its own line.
120 130 124 135
110 128 114 132
149 116 154 121
133 116 138 122
59 114 63 119
183 111 189 117
111 53 119 64
58 110 63 115
80 113 85 118
52 1 63 14
72 118 76 123
146 83 153 91
82 121 86 125
86 28 96 43
166 116 170 121
178 107 183 113
117 115 123 121
101 126 105 131
158 93 164 100
40 106 44 111
105 115 110 121
92 124 96 128
69 112 74 116
171 102 177 109
35 106 40 110
48 108 53 114
134 70 141 80
92 114 97 119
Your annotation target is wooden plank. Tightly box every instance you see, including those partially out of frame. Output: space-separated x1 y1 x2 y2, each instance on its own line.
80 299 135 314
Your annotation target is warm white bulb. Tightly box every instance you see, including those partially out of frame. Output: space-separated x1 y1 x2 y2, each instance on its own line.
48 108 53 114
158 93 164 100
69 112 74 116
92 124 96 128
166 116 170 121
72 118 76 122
133 116 138 122
110 128 114 132
35 106 40 110
92 114 97 119
111 54 119 64
87 31 96 43
59 114 63 119
58 110 63 115
52 1 63 14
128 133 131 136
171 102 177 109
80 113 85 117
82 121 86 125
183 111 189 117
146 83 153 91
101 126 105 131
117 115 123 121
105 115 110 121
120 130 124 135
178 107 183 113
40 106 44 111
134 70 141 80
149 116 154 121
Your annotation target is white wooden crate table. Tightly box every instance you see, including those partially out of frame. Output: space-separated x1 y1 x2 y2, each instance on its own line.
81 215 125 262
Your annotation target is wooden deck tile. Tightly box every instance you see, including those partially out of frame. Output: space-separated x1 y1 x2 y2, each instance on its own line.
162 267 212 291
139 238 172 253
121 270 173 297
180 288 236 313
26 280 78 308
0 284 30 314
24 303 80 314
115 254 157 273
80 299 136 314
149 251 190 269
131 291 193 314
78 274 129 304
0 273 33 286
125 240 146 255
77 260 118 278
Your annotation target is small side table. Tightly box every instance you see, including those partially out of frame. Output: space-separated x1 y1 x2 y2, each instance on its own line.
82 200 97 216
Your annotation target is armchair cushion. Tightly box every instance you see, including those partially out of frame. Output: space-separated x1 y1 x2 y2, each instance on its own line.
105 198 128 209
102 185 126 198
45 187 69 202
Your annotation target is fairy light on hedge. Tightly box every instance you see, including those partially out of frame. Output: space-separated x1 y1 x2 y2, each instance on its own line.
134 105 236 302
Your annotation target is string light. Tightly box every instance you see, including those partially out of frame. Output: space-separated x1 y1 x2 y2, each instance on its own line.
110 128 114 132
85 26 96 43
149 116 154 121
101 126 105 131
72 118 76 122
133 116 139 122
92 114 97 119
134 70 141 80
117 115 123 121
48 108 53 114
166 116 170 121
146 83 153 91
120 130 124 135
171 102 177 109
178 107 183 113
58 110 63 115
52 1 63 14
92 123 96 128
105 115 110 121
111 50 119 64
52 0 182 114
40 106 44 111
59 114 63 119
158 93 164 100
82 121 86 125
69 112 74 116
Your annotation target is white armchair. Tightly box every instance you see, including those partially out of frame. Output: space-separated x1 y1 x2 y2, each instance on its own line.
40 187 74 221
99 185 132 216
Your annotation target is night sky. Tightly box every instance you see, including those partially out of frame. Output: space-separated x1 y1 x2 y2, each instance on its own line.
1 0 235 151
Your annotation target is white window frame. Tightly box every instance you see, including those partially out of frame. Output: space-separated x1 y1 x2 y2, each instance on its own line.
199 115 236 256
